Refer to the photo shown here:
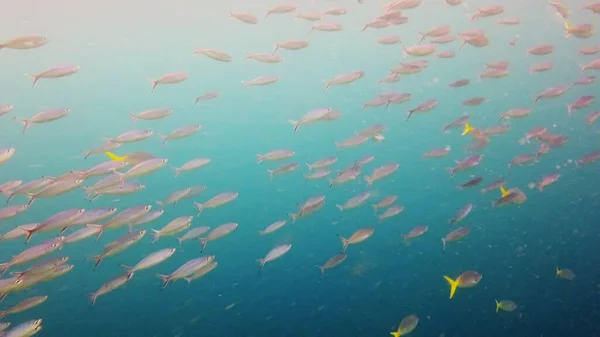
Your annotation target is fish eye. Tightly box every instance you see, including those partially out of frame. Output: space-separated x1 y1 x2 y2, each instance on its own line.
79 209 85 213
52 243 59 247
111 208 117 211
14 279 23 284
170 248 176 253
144 206 151 210
61 257 68 261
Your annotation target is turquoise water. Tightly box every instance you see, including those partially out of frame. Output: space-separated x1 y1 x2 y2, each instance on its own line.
2 0 600 336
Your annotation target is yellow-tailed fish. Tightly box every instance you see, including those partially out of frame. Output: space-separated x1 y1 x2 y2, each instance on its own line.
105 152 127 162
495 299 518 313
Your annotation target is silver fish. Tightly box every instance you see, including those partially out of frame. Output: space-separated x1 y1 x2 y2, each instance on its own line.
193 192 238 216
258 244 292 270
27 64 79 87
200 223 238 251
19 108 71 133
159 125 201 147
157 255 215 288
121 248 176 279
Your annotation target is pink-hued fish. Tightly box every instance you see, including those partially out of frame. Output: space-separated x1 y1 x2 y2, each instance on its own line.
384 92 412 107
106 129 153 144
93 230 146 268
304 169 331 181
229 12 258 24
498 108 531 122
178 226 210 245
130 108 172 121
324 7 348 15
193 192 238 215
407 99 438 120
379 73 401 84
564 22 593 38
306 157 337 170
430 34 456 44
64 224 103 243
519 127 547 144
113 158 168 185
0 148 15 166
481 178 506 195
5 178 54 203
265 4 297 18
267 162 300 179
18 108 71 133
0 105 14 117
574 76 596 86
88 274 130 306
586 111 600 126
329 167 361 187
148 72 188 93
444 116 469 132
584 2 600 13
290 195 326 222
442 227 471 250
359 123 386 137
377 35 401 45
486 61 509 70
362 19 390 32
386 0 422 11
0 179 22 196
463 97 485 106
576 149 600 166
530 61 553 73
418 25 451 43
528 45 554 55
0 204 28 222
567 96 594 116
245 53 284 63
25 178 84 205
273 40 309 53
423 146 451 157
318 253 346 275
336 192 371 211
492 188 527 207
84 142 121 159
257 149 294 163
403 225 428 242
364 163 399 186
446 155 483 176
259 221 286 236
378 205 404 222
150 216 192 243
536 142 551 159
469 5 504 21
547 135 568 147
459 34 489 49
121 248 176 280
157 255 215 288
295 12 322 21
159 125 201 147
257 244 291 270
580 45 600 55
288 108 338 133
309 22 343 34
335 134 369 149
173 158 211 177
533 86 569 106
449 204 473 224
324 71 364 91
339 228 374 251
437 51 455 58
581 58 600 72
27 65 79 87
200 223 238 251
21 208 85 242
0 35 46 50
404 44 436 57
242 76 278 87
193 49 232 62
102 205 152 231
537 173 560 191
449 79 470 87
509 154 537 167
0 237 64 274
371 195 398 210
480 68 509 79
498 17 520 25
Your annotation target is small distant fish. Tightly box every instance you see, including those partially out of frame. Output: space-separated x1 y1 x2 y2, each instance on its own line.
129 108 172 122
318 253 346 275
458 177 482 189
199 223 238 251
229 12 258 24
378 205 404 222
390 314 419 337
193 49 232 62
537 173 560 191
27 65 79 87
371 195 397 210
448 79 470 87
446 155 483 176
336 192 371 211
442 227 471 250
323 71 364 91
193 192 238 216
449 204 473 224
257 244 291 270
242 76 279 87
195 91 221 104
0 36 47 50
403 226 428 241
257 149 294 163
423 146 451 158
148 72 189 93
158 125 201 147
259 221 286 236
495 300 518 313
267 163 300 180
556 266 575 280
480 178 506 195
406 99 438 120
443 271 482 299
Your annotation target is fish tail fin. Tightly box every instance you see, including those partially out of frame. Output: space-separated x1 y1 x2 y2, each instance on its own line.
338 235 349 252
19 119 32 133
323 80 330 92
567 103 572 116
318 265 325 276
193 202 204 217
156 274 170 289
418 33 427 44
92 255 103 268
88 293 98 306
289 212 298 224
500 186 509 197
335 205 344 212
105 151 126 162
155 200 164 208
267 170 274 181
199 238 208 252
443 275 459 299
121 265 134 278
448 218 455 225
273 44 280 54
406 110 413 121
158 134 167 148
461 122 473 136
26 73 39 88
173 167 180 177
128 113 137 123
150 229 160 243
363 175 372 187
257 258 265 271
25 193 36 205
538 184 543 192
256 154 263 164
20 226 36 243
495 299 500 313
287 120 300 133
87 224 104 240
0 312 6 319
0 263 10 276
361 24 369 32
390 332 401 337
556 266 560 277
305 163 312 171
445 167 455 176
441 238 446 250
149 79 158 93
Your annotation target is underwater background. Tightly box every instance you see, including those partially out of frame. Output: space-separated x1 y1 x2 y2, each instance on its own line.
2 0 600 336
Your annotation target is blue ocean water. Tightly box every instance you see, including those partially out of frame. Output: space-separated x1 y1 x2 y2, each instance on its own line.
1 0 600 336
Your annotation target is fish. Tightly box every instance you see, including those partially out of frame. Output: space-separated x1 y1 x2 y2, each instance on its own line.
0 148 16 166
0 237 64 274
323 71 364 91
0 36 47 49
443 271 483 299
148 72 188 93
258 221 286 236
336 192 371 211
403 44 436 57
229 12 258 24
195 91 221 104
403 226 428 241
18 108 71 133
112 158 168 185
371 195 397 210
446 155 483 176
492 187 527 207
102 205 152 232
150 216 192 243
257 244 292 270
509 154 537 168
537 173 560 191
27 65 79 87
304 169 331 181
481 178 506 195
245 53 284 63
173 158 211 177
495 300 518 313
318 253 346 275
177 226 210 245
193 192 238 216
88 274 130 306
273 40 309 53
449 204 473 224
199 223 238 251
306 157 337 170
390 314 419 337
20 208 86 242
423 146 451 157
289 195 326 222
378 205 405 222
10 256 69 280
157 256 215 288
377 35 401 45
364 163 399 186
335 135 369 150
257 149 294 163
0 205 29 222
129 108 172 122
406 99 438 120
338 228 374 252
92 230 146 268
242 76 279 87
576 149 600 166
442 227 471 250
184 261 218 284
1 319 43 337
0 296 48 319
158 125 201 147
288 108 336 133
121 248 176 280
556 266 575 280
419 25 451 43
567 96 594 116
64 224 104 243
267 162 300 180
458 177 483 189
0 105 14 117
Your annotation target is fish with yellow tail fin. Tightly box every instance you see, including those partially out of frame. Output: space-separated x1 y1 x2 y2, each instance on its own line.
556 266 576 280
105 152 127 162
462 122 474 136
390 314 419 337
443 271 482 299
495 299 518 313
563 19 594 39
492 186 527 207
